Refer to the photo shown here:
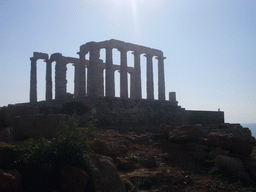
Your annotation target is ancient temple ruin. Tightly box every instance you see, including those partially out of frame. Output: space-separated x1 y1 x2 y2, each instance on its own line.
30 39 168 103
28 39 224 127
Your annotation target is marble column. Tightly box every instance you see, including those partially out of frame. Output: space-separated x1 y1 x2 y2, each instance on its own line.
55 58 67 100
88 43 100 97
98 63 104 97
77 52 86 99
132 51 142 99
129 70 136 99
157 56 166 101
105 46 115 97
45 59 52 101
145 54 154 100
30 57 37 103
119 48 128 99
73 63 79 98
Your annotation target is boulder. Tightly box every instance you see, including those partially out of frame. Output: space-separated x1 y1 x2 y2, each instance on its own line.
5 105 39 127
169 125 202 142
158 123 173 137
118 145 129 154
214 155 245 172
114 156 137 170
184 142 208 152
0 127 15 143
12 114 69 139
0 169 21 191
92 140 112 156
244 157 256 180
85 155 126 192
140 156 156 168
208 148 229 159
207 132 253 156
60 166 89 192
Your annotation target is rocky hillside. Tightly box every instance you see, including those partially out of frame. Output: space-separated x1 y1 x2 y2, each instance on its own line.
0 105 256 191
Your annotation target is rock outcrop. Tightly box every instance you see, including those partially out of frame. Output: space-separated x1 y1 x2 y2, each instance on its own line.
12 114 69 139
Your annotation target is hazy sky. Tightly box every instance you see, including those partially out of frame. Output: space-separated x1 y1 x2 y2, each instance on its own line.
0 0 255 123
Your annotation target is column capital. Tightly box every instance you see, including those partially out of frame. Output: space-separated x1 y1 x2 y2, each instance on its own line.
156 56 166 60
144 53 153 59
44 59 53 64
77 51 88 57
118 47 128 53
30 57 37 62
132 51 142 56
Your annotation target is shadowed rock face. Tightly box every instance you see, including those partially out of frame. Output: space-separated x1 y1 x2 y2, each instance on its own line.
12 114 69 139
207 132 253 156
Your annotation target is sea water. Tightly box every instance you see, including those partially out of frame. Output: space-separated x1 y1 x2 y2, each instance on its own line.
241 123 256 138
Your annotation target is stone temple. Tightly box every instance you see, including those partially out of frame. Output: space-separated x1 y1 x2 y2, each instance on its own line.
27 39 224 128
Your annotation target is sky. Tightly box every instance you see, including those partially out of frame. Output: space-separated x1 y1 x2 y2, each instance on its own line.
0 0 255 123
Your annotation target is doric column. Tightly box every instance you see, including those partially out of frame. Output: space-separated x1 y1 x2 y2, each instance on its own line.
77 52 86 99
45 59 52 101
129 70 136 99
145 54 154 100
55 58 67 100
30 57 37 103
119 48 128 99
73 62 79 98
105 46 115 97
132 51 142 99
88 42 100 97
157 56 166 101
98 62 104 97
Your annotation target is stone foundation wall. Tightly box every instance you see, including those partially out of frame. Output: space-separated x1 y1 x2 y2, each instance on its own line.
187 110 224 125
9 98 225 129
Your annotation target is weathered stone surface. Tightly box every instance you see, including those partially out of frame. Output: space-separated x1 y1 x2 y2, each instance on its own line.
244 157 256 179
5 105 39 127
207 132 253 156
184 142 208 152
140 156 156 168
0 127 14 143
114 156 137 170
215 155 245 172
60 166 89 192
158 123 173 137
0 169 21 191
188 151 207 160
118 145 129 154
92 140 112 156
208 148 229 159
0 107 6 129
13 114 69 139
85 155 126 192
169 125 202 142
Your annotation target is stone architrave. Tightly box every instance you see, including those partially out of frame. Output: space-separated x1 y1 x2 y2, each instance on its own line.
119 48 128 99
88 42 100 97
132 51 142 99
45 59 52 101
105 46 115 97
145 54 154 100
30 57 37 103
157 56 166 101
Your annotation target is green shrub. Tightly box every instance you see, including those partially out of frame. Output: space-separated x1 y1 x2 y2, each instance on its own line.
11 114 96 170
122 178 138 192
209 167 254 187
